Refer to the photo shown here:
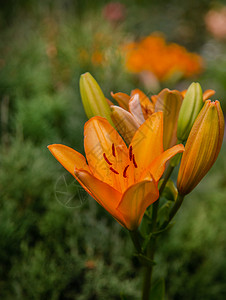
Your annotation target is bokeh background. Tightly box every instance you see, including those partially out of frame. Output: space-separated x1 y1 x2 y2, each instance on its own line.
0 0 226 299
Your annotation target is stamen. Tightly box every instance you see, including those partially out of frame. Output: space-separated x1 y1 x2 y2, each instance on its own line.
112 143 116 157
123 165 130 178
132 154 138 168
129 146 133 161
110 167 119 174
103 153 112 165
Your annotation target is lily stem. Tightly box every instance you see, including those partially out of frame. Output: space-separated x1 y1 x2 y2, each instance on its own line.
142 200 159 300
161 193 185 229
129 229 142 253
159 165 175 196
142 164 174 300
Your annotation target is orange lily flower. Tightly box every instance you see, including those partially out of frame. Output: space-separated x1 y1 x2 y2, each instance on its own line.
48 113 184 231
111 88 183 149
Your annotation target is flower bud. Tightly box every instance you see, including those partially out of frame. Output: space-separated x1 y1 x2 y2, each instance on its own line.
177 100 224 195
79 72 114 126
177 82 203 142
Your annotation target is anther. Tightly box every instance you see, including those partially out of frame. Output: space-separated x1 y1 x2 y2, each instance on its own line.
112 143 116 157
110 167 119 174
103 153 112 165
123 165 130 178
129 146 133 161
132 154 138 168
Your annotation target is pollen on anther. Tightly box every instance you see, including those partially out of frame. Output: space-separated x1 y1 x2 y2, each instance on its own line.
103 153 112 165
132 154 138 168
129 146 133 161
110 167 119 174
123 165 130 178
112 143 116 157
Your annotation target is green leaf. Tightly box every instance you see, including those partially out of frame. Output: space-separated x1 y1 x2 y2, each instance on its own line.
149 279 165 300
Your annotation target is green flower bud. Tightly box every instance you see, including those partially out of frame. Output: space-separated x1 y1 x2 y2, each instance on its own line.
177 82 203 142
79 72 114 126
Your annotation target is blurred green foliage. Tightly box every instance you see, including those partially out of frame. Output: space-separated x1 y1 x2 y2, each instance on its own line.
0 0 226 299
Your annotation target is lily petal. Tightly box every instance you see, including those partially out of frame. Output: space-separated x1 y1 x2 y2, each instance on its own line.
74 169 126 226
48 144 90 175
130 112 164 180
154 88 183 150
111 92 130 110
141 144 185 181
131 89 155 119
203 89 215 101
117 179 159 231
129 94 145 125
111 105 139 145
48 144 92 195
84 116 129 192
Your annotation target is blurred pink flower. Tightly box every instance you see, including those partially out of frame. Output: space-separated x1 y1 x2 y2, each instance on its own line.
205 7 226 39
103 2 126 23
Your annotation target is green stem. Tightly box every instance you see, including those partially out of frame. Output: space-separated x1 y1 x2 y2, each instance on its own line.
129 229 142 253
142 201 159 300
142 165 174 300
163 193 185 229
159 165 175 195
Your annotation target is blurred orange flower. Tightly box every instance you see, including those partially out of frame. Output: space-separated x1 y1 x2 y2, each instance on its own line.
124 34 204 81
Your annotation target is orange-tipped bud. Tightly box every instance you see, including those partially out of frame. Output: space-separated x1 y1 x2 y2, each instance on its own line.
79 72 114 126
177 82 203 142
177 100 224 195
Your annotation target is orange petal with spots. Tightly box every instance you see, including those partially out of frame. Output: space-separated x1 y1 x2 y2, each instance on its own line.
84 116 129 192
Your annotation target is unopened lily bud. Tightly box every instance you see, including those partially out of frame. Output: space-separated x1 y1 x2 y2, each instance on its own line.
177 100 224 195
177 82 203 142
79 72 114 126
